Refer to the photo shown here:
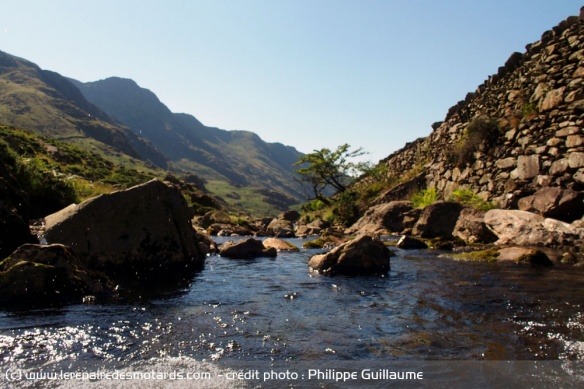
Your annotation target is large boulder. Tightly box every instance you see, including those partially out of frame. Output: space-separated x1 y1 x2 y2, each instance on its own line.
453 207 498 244
0 244 115 305
345 201 414 235
308 235 393 275
219 238 277 259
484 209 581 246
518 187 584 222
266 218 295 237
44 179 204 276
412 201 464 238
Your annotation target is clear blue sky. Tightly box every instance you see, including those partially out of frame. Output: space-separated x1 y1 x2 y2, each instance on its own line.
1 1 582 163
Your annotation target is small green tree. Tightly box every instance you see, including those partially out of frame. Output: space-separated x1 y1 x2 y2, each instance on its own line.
293 144 367 203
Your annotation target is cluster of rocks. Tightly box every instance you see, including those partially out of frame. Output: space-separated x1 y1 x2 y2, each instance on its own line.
346 199 584 258
375 10 584 221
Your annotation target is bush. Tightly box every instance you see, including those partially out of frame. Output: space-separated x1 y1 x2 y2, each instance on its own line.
411 187 439 208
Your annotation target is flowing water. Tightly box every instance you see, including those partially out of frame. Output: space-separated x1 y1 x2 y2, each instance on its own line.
1 237 583 387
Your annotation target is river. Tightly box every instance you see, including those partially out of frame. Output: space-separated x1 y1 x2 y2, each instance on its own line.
1 237 583 387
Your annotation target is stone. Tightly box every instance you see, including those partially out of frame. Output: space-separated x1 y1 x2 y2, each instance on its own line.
220 238 277 259
345 201 414 235
497 247 553 266
495 157 516 170
262 238 299 252
541 87 565 111
307 235 393 276
531 187 584 222
549 158 569 175
44 179 204 276
0 244 115 305
574 168 584 184
452 207 498 244
516 155 540 180
484 209 579 246
266 218 295 237
412 201 464 238
568 152 584 168
396 235 428 249
567 135 584 148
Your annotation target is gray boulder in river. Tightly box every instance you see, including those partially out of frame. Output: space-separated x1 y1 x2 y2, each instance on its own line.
44 179 205 277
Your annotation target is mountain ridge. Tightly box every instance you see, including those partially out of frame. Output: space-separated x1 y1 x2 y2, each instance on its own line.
70 76 306 201
0 50 306 214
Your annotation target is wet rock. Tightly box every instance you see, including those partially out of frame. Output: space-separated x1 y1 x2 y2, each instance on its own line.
453 207 498 244
396 235 428 249
345 201 414 236
0 244 115 305
412 201 464 238
44 179 204 277
308 235 393 275
498 247 553 266
262 238 299 252
220 238 277 259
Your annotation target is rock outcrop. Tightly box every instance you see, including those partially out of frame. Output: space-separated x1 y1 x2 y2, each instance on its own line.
453 207 498 244
219 238 277 259
484 209 582 246
44 179 204 277
308 235 393 275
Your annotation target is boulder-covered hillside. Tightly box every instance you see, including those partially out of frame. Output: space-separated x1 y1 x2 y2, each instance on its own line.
367 10 584 222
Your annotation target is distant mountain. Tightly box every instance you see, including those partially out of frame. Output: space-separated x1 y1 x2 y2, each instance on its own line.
70 76 306 201
0 50 167 169
0 50 306 214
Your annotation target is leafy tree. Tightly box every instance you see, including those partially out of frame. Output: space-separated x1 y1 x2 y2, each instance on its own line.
293 144 367 203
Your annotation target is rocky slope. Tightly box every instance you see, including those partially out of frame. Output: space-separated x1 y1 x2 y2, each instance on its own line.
371 10 584 223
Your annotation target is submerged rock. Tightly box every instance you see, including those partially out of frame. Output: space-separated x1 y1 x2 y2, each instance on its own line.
308 235 393 276
220 238 277 259
44 179 205 277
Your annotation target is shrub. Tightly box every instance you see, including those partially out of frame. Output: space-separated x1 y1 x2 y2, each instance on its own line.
411 187 439 208
449 188 495 211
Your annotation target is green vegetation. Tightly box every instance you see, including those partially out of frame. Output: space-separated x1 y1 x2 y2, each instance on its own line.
293 144 368 204
449 248 499 263
411 187 439 208
449 188 495 211
0 125 160 217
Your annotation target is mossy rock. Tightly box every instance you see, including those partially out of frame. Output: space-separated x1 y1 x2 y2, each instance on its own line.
448 248 500 263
